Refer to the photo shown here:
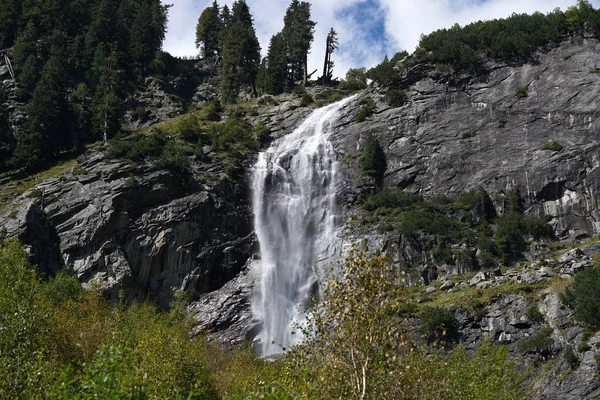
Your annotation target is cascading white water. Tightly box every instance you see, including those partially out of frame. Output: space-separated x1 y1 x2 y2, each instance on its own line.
252 96 355 357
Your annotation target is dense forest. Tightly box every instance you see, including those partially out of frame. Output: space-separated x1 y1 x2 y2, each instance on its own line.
368 0 600 85
195 0 320 98
0 0 169 172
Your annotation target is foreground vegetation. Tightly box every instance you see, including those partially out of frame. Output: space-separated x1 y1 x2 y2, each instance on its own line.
0 239 528 399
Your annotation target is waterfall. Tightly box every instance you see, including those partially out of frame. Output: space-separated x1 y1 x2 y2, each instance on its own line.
251 96 355 357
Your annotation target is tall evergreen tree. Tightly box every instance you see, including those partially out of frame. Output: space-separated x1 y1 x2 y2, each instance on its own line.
195 1 222 58
92 49 121 144
85 0 121 61
0 0 21 48
0 87 14 168
265 32 287 95
128 0 168 73
219 4 232 55
321 27 338 84
71 82 91 150
13 52 72 170
283 0 316 86
221 0 261 102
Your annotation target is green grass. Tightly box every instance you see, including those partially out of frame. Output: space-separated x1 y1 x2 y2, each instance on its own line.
412 278 554 314
0 159 78 214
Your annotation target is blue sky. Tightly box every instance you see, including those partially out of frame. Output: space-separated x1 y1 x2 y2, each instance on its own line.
162 0 600 79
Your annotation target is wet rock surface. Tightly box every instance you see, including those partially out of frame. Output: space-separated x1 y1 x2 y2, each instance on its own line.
333 38 600 240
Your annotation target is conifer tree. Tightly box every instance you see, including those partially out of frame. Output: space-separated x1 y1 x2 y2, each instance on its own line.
221 0 261 102
92 49 121 144
218 5 232 56
0 87 14 168
265 32 288 95
85 0 120 61
195 1 222 58
13 52 72 170
128 0 168 72
0 0 21 48
283 0 316 86
321 27 338 84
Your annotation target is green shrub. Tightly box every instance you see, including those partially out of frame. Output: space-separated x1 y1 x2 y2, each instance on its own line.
0 240 47 397
40 271 83 307
176 114 202 142
354 99 377 123
253 122 271 147
419 306 459 344
154 144 191 174
299 93 313 107
452 187 496 222
197 101 222 122
525 305 544 324
338 68 368 91
108 130 166 161
384 89 407 107
495 211 552 265
257 95 278 106
516 87 528 98
210 118 257 154
131 107 150 123
292 85 306 96
540 141 563 152
462 131 477 139
366 51 408 86
564 345 579 369
362 188 422 211
445 342 523 400
563 265 600 328
518 326 554 357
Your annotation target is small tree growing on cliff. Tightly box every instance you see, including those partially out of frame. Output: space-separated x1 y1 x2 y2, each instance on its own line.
362 135 386 186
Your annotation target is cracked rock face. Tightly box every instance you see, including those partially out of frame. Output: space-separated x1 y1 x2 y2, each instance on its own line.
1 150 255 310
333 38 600 240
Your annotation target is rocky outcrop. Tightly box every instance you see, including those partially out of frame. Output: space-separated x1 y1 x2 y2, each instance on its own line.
1 150 254 308
333 37 600 241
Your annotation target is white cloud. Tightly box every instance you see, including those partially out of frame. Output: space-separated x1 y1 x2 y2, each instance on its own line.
163 0 600 79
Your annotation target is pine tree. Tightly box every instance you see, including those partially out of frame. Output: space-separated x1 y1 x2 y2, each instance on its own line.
85 0 121 61
14 52 72 170
128 0 168 73
321 28 338 84
256 57 268 96
195 1 222 58
283 0 316 86
0 0 21 48
71 83 91 150
0 87 14 168
221 0 261 102
218 4 232 56
92 48 121 145
265 32 287 95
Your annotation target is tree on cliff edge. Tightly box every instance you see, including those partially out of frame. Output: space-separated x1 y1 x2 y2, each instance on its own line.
283 0 316 86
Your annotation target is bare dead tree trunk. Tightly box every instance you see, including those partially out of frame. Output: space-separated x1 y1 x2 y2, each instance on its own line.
303 55 308 86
